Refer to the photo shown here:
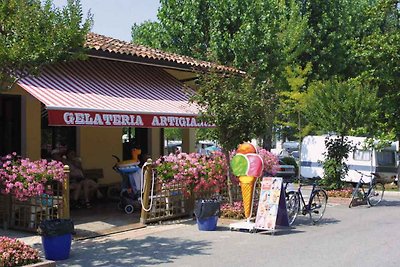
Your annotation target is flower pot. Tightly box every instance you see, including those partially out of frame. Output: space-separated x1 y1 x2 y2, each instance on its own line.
196 216 218 231
42 233 72 261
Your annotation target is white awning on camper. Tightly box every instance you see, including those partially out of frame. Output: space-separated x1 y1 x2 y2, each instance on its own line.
17 58 209 128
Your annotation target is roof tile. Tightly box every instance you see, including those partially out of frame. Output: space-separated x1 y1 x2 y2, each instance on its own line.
85 32 243 74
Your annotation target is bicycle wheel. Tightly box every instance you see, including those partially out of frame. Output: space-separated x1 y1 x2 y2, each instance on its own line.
285 191 300 226
309 189 328 224
349 185 362 208
367 182 384 206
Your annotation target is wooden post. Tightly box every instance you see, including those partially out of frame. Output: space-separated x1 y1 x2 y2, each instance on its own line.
61 165 70 219
140 159 153 224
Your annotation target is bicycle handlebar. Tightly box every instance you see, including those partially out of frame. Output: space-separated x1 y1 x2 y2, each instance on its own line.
353 169 380 179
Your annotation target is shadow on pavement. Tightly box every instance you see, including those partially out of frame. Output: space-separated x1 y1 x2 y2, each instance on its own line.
377 200 400 207
289 216 340 227
55 235 211 266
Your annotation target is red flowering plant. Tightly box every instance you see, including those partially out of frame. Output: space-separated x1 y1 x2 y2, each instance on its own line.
0 236 40 267
0 152 65 201
154 151 227 197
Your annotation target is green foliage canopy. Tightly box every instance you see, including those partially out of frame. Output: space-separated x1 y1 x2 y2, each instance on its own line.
132 0 308 149
132 0 400 144
303 78 379 136
192 71 274 152
0 0 92 89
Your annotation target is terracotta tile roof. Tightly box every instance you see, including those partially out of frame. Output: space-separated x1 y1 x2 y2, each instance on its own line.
85 32 244 74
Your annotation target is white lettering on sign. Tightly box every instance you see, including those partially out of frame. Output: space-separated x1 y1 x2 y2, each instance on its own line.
62 112 144 126
93 114 103 125
151 116 160 126
60 112 207 127
149 115 208 127
64 112 74 125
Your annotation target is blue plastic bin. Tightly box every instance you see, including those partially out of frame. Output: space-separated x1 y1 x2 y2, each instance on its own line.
42 233 72 260
197 215 218 231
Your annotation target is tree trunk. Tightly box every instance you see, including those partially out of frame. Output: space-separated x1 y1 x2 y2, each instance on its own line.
224 150 234 205
262 124 273 151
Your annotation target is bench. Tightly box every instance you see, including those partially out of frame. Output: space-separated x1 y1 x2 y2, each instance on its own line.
83 168 104 183
82 168 120 200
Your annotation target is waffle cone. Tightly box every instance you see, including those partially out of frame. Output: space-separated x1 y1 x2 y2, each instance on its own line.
239 176 257 218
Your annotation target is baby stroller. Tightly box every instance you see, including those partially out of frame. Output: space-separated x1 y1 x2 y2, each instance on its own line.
112 155 141 214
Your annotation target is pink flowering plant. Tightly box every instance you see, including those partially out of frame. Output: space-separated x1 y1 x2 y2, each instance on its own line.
0 152 65 201
258 148 279 176
220 201 245 219
0 236 40 267
155 151 228 197
155 148 279 197
220 200 259 219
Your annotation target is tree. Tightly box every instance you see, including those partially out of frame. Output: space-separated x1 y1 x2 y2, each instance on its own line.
303 78 380 189
164 128 182 145
300 0 375 80
304 78 379 136
132 0 309 149
351 0 400 142
0 0 92 90
191 70 274 203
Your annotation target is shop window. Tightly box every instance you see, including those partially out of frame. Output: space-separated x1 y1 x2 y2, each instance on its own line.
41 105 76 159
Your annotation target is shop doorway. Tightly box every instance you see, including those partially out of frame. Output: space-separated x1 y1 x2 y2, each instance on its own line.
122 127 154 162
0 95 21 156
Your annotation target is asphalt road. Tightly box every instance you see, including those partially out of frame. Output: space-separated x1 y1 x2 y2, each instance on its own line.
53 195 400 267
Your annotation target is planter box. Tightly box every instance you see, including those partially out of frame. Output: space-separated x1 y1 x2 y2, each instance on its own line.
25 260 56 267
0 195 11 230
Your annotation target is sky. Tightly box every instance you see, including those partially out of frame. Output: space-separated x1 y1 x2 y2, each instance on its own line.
53 0 160 42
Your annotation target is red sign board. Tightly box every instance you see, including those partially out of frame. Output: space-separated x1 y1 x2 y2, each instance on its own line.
47 110 212 128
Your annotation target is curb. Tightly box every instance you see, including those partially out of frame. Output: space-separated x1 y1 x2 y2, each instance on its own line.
328 197 350 205
25 260 56 267
383 190 400 197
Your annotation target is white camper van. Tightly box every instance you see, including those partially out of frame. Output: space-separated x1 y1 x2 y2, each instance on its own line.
300 135 398 183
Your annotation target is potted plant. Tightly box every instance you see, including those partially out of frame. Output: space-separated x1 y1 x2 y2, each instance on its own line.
154 151 227 214
0 153 65 201
0 236 41 266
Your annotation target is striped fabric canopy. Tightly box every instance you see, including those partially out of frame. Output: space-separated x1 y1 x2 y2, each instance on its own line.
17 58 207 128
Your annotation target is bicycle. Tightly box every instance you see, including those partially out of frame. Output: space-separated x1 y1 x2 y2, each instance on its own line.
348 170 385 208
284 177 328 225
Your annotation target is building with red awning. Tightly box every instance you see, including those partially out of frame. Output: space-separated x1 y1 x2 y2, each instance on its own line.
0 33 241 186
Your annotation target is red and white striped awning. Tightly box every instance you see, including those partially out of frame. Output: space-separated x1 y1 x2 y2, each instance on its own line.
18 58 208 128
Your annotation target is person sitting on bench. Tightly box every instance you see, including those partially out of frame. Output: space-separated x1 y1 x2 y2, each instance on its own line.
63 150 102 209
51 149 83 209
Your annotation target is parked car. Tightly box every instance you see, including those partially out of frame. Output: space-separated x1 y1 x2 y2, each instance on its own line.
291 150 299 160
275 160 296 179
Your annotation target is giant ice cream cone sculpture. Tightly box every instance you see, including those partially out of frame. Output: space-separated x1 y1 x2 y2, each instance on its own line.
239 176 257 218
231 143 264 220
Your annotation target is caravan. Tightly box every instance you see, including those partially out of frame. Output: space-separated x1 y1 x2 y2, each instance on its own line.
300 135 398 183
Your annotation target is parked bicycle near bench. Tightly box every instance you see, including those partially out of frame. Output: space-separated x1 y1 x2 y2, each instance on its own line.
348 170 384 208
284 177 328 225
